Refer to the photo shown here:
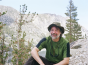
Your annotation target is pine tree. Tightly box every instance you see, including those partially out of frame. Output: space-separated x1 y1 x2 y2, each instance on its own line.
11 4 37 65
71 7 82 41
0 11 9 65
65 0 82 42
73 22 82 40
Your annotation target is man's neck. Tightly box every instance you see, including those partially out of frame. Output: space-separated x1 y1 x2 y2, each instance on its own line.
52 37 60 42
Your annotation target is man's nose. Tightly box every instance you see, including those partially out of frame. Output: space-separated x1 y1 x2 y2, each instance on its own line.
52 30 56 33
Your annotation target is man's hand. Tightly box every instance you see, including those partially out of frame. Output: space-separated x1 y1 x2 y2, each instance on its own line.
53 57 69 65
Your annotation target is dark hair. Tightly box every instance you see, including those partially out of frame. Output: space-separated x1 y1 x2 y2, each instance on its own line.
60 34 62 38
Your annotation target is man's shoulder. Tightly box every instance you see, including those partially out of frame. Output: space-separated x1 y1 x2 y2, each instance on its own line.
36 37 49 48
39 36 51 42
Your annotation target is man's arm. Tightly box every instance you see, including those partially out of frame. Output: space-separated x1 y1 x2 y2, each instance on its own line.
31 47 45 65
53 57 70 65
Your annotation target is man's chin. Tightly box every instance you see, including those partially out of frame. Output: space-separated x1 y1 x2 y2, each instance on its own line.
51 36 60 40
51 37 57 40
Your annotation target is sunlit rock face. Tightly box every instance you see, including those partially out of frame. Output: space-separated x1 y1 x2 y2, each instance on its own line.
69 39 88 65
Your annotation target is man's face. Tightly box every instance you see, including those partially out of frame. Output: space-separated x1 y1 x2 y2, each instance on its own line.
50 26 61 40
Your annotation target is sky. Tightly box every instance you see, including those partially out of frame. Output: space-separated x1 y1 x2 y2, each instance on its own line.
0 0 88 30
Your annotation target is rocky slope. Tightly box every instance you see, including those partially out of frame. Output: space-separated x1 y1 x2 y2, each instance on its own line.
69 39 88 65
0 5 20 25
8 13 69 44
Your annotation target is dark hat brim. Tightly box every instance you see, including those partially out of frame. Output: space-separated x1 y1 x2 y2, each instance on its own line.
48 24 64 34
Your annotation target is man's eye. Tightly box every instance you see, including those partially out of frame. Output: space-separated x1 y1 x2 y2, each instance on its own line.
51 30 53 31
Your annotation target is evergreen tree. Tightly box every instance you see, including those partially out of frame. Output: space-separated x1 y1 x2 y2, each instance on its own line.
0 11 9 65
65 0 82 42
11 4 37 65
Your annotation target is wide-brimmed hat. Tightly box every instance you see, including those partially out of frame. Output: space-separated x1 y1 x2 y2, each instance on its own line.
48 22 64 34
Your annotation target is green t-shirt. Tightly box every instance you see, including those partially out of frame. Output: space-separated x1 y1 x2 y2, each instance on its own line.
36 36 70 63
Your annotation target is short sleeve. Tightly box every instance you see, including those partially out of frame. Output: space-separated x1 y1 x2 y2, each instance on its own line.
36 38 47 50
63 42 70 58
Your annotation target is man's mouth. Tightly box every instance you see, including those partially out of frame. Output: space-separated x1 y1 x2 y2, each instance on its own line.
51 34 57 37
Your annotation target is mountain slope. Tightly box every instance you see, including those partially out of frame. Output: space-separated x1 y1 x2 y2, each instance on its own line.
0 5 20 24
0 5 88 44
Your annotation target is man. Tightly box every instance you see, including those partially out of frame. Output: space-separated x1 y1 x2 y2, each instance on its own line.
24 22 70 65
